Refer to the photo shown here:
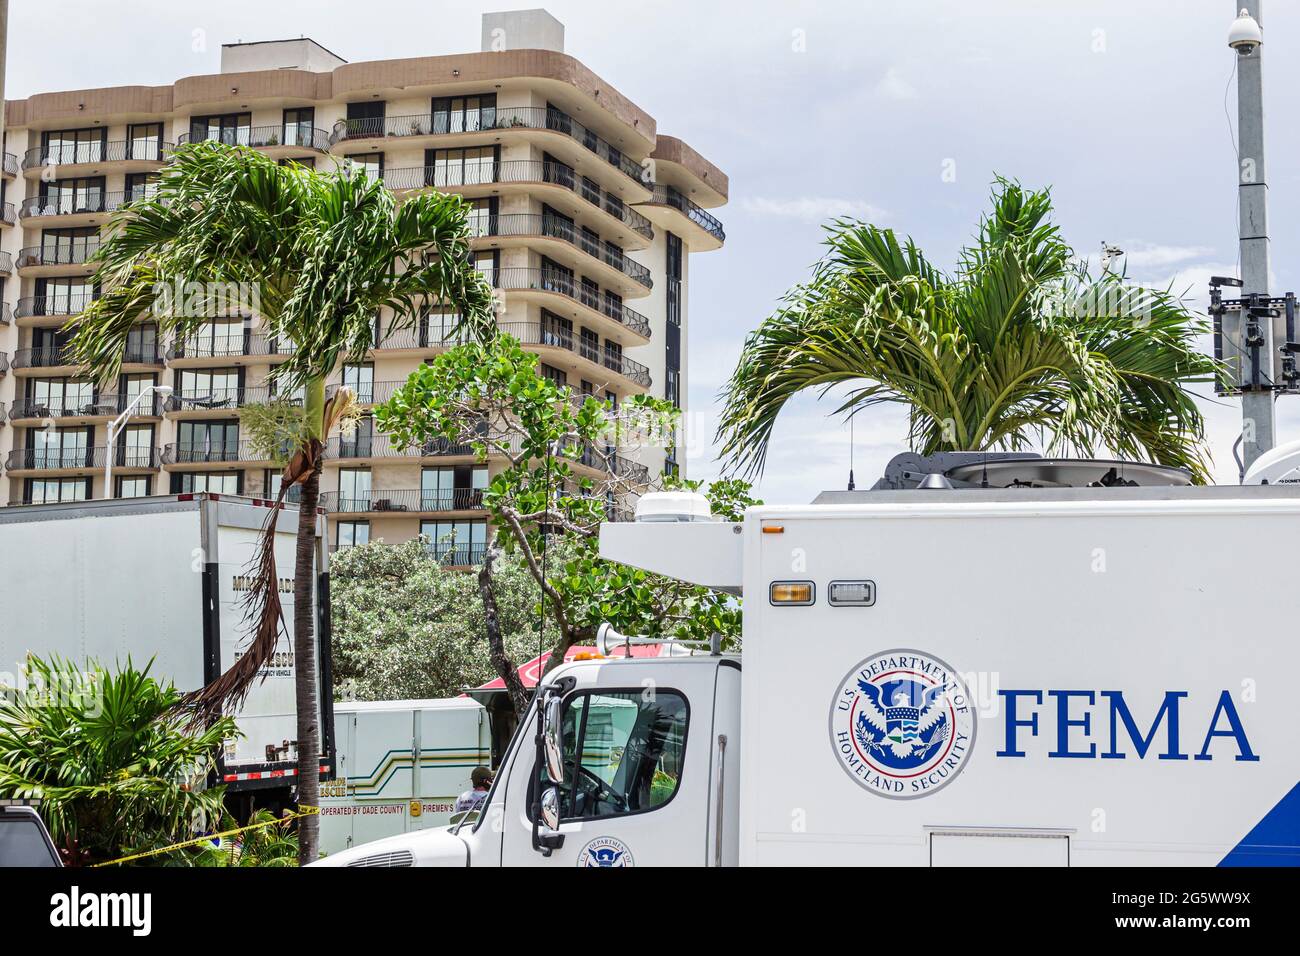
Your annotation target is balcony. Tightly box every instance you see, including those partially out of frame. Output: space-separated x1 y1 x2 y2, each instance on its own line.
0 302 11 326
638 184 726 250
383 159 654 244
324 434 491 461
0 353 7 375
471 214 651 293
165 385 288 415
498 319 652 390
21 139 173 176
0 251 10 275
425 542 486 567
0 202 14 226
166 333 294 364
17 239 101 275
330 107 648 196
15 293 99 327
2 152 17 177
162 439 279 467
18 189 151 226
8 393 164 423
495 267 651 343
5 446 160 474
368 326 475 354
177 124 331 158
10 345 160 372
327 380 406 406
319 487 486 515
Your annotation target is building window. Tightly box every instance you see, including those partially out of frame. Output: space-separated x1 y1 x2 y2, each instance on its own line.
341 363 374 403
26 378 95 416
35 276 95 315
116 476 151 499
282 108 315 148
126 123 163 161
40 128 107 165
344 152 384 180
26 477 90 505
40 227 99 267
428 146 497 187
189 113 252 147
666 368 681 409
177 368 240 407
422 465 487 511
125 172 161 203
420 519 486 564
337 520 370 549
432 94 496 134
540 364 568 389
117 424 155 469
338 468 373 511
177 420 239 462
170 472 240 494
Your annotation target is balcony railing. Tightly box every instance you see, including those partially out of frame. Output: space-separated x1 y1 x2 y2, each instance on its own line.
647 184 726 243
0 303 12 325
327 380 406 405
0 203 14 225
10 345 160 369
17 239 102 269
368 326 475 352
19 189 151 220
3 152 17 176
16 293 98 317
0 251 10 274
162 439 282 465
498 320 653 388
495 268 651 339
320 487 486 513
383 160 654 239
333 107 645 185
425 542 486 566
178 125 330 152
167 333 294 360
470 214 651 288
6 446 160 471
8 393 163 420
0 353 8 374
165 385 291 412
22 139 173 170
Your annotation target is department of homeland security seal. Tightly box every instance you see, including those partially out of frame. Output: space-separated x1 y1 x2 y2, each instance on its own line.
829 649 976 799
577 836 634 867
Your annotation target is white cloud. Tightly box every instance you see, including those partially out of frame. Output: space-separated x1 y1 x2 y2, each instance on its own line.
1120 242 1217 270
740 196 888 224
874 67 919 101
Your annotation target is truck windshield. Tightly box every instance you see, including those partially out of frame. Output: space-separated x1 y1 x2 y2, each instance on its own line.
0 814 60 867
558 689 688 819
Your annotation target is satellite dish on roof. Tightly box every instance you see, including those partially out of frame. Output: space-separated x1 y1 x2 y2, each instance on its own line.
1243 439 1300 485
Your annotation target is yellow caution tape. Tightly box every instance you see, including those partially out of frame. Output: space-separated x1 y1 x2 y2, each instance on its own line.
91 805 319 867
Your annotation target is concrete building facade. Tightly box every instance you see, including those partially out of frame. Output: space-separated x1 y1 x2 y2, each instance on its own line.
0 10 727 561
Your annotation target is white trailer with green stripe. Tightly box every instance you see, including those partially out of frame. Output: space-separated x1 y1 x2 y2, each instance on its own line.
320 697 491 854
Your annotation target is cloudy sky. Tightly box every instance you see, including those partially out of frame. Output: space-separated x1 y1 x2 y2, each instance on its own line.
9 1 1298 503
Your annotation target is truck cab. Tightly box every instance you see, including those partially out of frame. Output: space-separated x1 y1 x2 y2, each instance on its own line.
315 652 740 867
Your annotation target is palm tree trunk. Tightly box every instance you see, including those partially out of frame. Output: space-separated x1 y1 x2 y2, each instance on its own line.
293 377 325 864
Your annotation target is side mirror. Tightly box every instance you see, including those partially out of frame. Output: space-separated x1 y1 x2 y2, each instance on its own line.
540 786 561 831
543 694 565 784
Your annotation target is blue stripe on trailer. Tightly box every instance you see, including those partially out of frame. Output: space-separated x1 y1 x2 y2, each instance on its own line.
1219 781 1300 866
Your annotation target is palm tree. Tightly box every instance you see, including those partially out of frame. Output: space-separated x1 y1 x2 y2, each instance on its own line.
718 178 1223 482
71 141 495 861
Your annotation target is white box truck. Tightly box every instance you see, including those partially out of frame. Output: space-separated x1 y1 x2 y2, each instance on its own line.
0 494 335 811
314 455 1300 868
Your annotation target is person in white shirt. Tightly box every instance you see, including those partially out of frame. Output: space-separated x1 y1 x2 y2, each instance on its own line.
454 766 493 814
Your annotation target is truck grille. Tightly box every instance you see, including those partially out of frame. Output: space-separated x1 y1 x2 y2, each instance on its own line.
345 849 415 868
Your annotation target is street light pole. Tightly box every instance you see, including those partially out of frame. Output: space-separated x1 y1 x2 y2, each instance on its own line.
104 385 172 496
1234 2 1275 469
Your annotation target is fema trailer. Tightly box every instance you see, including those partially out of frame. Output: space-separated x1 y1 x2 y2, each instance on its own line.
0 494 335 813
320 698 491 854
315 454 1299 867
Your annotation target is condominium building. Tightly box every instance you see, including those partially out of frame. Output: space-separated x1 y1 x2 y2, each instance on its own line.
0 9 727 562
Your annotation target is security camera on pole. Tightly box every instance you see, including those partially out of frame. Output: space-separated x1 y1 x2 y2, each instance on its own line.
1211 4 1293 475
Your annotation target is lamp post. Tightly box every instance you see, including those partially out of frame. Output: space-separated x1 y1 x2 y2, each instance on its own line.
105 385 172 496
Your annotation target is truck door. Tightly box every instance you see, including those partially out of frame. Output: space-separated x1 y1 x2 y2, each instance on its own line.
494 659 721 867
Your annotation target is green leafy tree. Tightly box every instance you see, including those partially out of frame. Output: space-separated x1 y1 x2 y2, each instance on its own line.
329 537 542 701
70 142 493 861
378 334 758 717
0 656 237 866
718 178 1222 482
